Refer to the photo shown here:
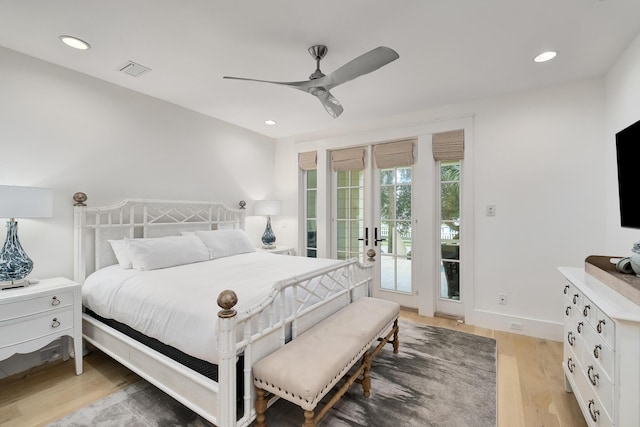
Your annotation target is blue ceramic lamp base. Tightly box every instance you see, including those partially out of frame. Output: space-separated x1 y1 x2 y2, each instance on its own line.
0 219 33 289
261 216 276 249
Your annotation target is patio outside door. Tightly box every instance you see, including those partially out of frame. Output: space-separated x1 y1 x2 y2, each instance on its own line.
331 143 418 309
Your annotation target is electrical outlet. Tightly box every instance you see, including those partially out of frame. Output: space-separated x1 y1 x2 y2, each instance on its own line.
510 322 524 331
498 294 507 305
486 204 496 216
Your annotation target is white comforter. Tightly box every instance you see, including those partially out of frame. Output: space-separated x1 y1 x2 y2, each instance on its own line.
82 252 343 364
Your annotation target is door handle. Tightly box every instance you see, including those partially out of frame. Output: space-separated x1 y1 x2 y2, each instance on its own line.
358 227 369 246
374 227 387 246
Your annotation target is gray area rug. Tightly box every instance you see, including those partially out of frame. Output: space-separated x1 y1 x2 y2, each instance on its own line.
47 321 497 427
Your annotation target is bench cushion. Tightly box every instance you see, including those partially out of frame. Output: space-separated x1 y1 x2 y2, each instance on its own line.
253 297 399 411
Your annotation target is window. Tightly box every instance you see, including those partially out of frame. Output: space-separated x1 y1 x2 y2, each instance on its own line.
440 161 460 300
299 151 317 258
305 170 317 257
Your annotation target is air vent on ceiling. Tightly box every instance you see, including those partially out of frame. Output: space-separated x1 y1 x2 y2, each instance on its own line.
118 61 151 77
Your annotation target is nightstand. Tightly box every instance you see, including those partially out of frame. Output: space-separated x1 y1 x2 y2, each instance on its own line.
256 246 296 255
0 277 83 375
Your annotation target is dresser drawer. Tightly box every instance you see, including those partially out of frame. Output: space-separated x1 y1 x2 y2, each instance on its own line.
577 292 615 349
582 361 614 419
0 308 74 349
0 291 74 321
576 366 613 427
581 322 614 381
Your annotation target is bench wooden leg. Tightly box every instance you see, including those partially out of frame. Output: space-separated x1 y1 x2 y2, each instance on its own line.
361 353 372 398
393 319 400 354
303 410 316 427
255 387 268 427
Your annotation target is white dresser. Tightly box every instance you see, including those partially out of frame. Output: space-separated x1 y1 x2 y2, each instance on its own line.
559 266 640 427
0 277 83 375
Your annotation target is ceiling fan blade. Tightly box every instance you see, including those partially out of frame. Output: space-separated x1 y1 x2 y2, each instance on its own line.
224 76 342 117
311 88 344 118
319 46 399 90
223 76 316 90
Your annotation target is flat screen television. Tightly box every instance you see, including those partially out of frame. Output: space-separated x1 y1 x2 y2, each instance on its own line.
616 119 640 229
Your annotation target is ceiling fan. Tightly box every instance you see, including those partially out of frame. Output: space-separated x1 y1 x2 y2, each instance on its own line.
223 45 399 118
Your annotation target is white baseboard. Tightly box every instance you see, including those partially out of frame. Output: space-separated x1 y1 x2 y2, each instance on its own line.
466 309 563 342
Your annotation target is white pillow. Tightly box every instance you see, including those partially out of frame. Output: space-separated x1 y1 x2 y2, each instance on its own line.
127 235 210 271
108 239 133 269
195 229 255 259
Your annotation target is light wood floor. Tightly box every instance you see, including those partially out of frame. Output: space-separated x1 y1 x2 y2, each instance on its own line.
0 311 586 427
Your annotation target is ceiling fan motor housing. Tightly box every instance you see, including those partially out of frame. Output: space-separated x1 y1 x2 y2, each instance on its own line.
308 45 328 80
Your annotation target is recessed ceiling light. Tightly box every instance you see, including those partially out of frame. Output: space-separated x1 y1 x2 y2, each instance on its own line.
265 120 277 125
533 51 557 63
59 35 91 50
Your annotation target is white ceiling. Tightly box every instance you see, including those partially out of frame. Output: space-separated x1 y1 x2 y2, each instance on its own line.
1 0 640 140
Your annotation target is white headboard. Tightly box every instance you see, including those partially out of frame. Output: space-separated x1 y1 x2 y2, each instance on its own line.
73 192 246 284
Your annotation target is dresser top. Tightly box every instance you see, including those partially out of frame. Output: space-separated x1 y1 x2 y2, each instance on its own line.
559 266 640 323
585 255 640 306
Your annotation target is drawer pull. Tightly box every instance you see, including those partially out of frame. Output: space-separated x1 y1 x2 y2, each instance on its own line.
564 285 570 295
567 357 575 373
565 306 571 316
587 365 599 386
567 331 575 346
51 318 61 328
577 322 583 333
583 305 591 317
573 294 579 304
597 319 606 334
51 296 61 306
593 344 601 359
588 400 600 422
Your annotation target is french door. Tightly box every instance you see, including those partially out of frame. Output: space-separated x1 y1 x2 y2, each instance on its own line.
331 146 418 308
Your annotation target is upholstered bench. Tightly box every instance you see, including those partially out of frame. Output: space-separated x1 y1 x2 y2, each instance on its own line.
253 297 400 427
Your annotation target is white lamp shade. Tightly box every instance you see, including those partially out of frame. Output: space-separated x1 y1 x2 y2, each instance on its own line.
254 200 282 216
0 185 53 218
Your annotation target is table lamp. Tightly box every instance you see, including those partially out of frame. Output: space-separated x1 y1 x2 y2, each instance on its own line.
0 185 53 288
254 200 282 249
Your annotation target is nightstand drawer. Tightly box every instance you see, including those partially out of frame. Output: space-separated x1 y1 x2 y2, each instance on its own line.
0 308 74 349
0 290 74 322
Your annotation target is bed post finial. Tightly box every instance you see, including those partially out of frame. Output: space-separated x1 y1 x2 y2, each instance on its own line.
238 200 246 209
73 192 88 206
217 289 238 318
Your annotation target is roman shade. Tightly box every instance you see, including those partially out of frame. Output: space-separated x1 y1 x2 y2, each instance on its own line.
432 129 464 161
331 147 365 171
298 151 317 171
373 140 415 169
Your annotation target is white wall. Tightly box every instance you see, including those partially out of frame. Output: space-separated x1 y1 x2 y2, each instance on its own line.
0 46 276 282
467 80 606 337
275 78 607 341
0 46 275 376
604 32 640 254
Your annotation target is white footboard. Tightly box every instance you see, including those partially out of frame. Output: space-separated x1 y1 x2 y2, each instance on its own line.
217 257 374 427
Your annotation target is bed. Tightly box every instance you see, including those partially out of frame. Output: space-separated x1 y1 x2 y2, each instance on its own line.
72 194 374 427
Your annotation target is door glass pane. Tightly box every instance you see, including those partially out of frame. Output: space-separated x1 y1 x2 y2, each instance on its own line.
380 166 412 293
337 189 348 219
440 161 461 300
306 220 317 249
336 170 365 262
